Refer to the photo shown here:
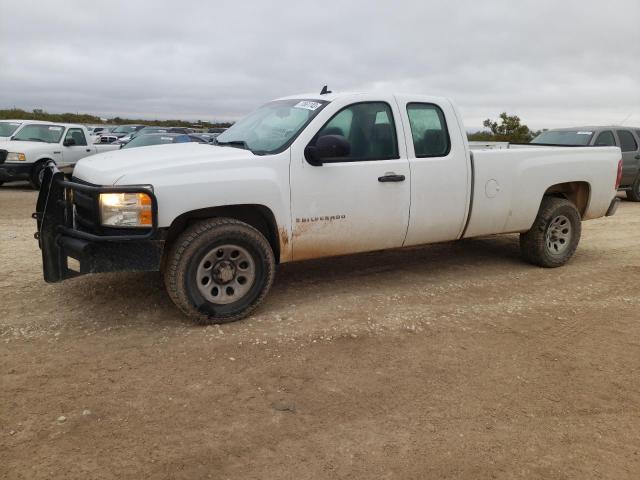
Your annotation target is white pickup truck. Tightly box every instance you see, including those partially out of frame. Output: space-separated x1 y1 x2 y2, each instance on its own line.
0 119 29 142
0 122 120 188
35 91 622 324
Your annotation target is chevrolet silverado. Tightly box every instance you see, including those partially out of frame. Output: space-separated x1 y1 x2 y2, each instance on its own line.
34 91 622 324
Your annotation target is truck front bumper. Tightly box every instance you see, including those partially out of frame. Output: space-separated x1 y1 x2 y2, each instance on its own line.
34 163 163 283
0 163 31 182
605 197 620 217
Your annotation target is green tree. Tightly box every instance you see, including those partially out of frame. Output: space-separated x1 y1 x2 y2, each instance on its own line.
468 112 536 143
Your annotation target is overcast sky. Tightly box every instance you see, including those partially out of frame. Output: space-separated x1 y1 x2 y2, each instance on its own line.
1 0 639 130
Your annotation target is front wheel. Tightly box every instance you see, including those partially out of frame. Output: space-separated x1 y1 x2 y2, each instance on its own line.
30 161 47 190
164 218 276 324
627 176 640 202
520 197 582 268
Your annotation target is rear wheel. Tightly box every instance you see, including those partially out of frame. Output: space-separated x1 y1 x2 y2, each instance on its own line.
520 197 581 268
164 218 276 324
626 176 640 202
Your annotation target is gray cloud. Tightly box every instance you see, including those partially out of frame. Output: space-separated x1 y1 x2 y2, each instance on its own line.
1 0 638 129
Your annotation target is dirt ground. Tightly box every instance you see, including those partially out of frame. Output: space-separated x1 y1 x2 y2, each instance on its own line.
1 182 639 480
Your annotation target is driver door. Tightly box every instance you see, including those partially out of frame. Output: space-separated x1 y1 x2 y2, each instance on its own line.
61 128 91 169
289 97 410 261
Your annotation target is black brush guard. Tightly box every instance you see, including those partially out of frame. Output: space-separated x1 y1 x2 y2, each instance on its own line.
34 162 163 283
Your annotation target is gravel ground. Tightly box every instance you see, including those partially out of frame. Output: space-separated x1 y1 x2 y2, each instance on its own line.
1 183 639 479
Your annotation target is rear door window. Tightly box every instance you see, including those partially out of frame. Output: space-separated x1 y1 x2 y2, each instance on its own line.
406 103 450 157
594 131 616 146
616 130 638 152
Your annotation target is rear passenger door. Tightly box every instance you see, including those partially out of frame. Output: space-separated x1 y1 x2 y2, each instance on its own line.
395 97 471 246
614 130 640 185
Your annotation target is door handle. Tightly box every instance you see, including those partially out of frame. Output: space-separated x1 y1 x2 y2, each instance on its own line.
86 149 91 152
635 155 640 160
378 174 405 182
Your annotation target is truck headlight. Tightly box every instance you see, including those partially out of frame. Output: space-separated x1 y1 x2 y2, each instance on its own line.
99 192 153 228
6 152 26 162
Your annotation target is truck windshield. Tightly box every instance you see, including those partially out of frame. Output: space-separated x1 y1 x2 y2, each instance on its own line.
531 130 594 146
12 124 65 143
0 121 22 137
216 99 328 155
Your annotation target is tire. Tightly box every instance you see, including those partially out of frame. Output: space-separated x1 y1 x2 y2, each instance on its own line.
626 176 640 202
164 218 276 324
29 161 48 190
520 197 582 268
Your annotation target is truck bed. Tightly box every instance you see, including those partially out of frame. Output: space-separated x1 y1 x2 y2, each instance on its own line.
464 146 620 238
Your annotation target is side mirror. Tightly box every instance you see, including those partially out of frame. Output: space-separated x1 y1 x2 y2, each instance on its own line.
304 135 350 166
63 138 76 147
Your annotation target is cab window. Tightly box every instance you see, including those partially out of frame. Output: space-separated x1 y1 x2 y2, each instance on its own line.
616 130 638 152
594 131 615 146
65 128 87 146
406 103 450 157
311 102 399 161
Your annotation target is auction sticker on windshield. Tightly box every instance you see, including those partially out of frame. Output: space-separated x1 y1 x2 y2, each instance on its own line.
49 126 62 131
294 101 322 111
577 131 593 135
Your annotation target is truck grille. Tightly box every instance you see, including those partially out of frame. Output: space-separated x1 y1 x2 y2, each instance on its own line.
0 150 7 164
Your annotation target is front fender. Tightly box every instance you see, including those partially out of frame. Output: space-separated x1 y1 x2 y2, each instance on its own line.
130 153 293 261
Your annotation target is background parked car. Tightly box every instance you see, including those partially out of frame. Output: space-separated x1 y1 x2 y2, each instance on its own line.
531 126 640 200
0 120 26 141
133 126 194 137
120 132 208 149
206 127 227 139
189 133 218 143
116 126 197 146
110 124 146 139
95 134 119 144
0 119 52 141
86 125 111 135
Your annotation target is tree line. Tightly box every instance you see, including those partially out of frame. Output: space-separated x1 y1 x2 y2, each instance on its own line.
1 107 542 142
0 108 232 129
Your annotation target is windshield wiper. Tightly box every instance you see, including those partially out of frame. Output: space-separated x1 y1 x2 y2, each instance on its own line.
213 138 266 154
215 140 250 151
18 137 45 142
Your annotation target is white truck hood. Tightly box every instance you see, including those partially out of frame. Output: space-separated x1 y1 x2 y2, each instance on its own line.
0 140 58 153
73 142 257 185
